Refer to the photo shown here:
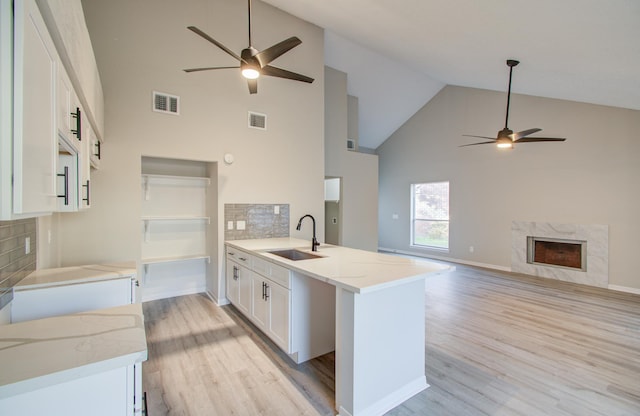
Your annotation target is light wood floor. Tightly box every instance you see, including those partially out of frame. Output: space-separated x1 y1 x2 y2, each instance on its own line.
142 265 640 415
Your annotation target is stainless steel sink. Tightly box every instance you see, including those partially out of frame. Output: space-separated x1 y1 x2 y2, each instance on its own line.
268 249 323 261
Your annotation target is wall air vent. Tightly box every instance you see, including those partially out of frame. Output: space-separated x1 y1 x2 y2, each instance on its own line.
248 111 267 130
153 91 180 115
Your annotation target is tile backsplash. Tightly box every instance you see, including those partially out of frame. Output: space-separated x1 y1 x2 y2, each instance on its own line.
0 218 36 308
225 204 289 240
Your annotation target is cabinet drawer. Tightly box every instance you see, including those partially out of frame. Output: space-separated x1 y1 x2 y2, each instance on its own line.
269 263 291 289
252 256 270 276
227 247 252 267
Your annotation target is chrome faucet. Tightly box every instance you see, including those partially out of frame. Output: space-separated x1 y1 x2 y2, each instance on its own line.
296 214 320 252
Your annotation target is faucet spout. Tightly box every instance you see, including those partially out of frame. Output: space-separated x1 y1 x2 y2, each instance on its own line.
296 214 320 252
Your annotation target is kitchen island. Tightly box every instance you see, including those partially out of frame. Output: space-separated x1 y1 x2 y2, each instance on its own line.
225 238 451 416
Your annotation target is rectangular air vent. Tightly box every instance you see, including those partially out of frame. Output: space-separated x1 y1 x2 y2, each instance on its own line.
347 139 355 151
248 111 267 130
153 91 179 115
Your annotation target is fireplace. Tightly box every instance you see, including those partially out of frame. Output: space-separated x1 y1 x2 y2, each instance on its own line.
527 237 586 271
511 221 608 288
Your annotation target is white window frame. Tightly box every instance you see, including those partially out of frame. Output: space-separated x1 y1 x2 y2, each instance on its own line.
410 181 450 250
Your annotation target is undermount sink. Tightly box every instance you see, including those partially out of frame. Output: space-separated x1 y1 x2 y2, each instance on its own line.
268 249 323 261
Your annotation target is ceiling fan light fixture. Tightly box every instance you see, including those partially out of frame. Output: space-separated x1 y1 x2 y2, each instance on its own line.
241 66 260 79
496 140 514 149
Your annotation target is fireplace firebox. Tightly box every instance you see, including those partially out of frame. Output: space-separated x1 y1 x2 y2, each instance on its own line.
526 237 587 271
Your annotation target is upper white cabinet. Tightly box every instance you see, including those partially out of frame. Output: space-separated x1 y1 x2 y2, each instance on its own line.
0 0 102 220
10 0 58 217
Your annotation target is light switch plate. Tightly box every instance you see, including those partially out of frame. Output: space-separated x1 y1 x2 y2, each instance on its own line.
236 220 246 230
274 205 280 215
25 237 30 254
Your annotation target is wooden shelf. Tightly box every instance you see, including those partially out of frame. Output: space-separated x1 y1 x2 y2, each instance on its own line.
141 174 210 184
142 216 210 222
141 254 210 266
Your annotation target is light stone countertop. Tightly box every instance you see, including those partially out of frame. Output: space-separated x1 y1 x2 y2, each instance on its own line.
0 303 147 398
225 237 452 294
15 262 137 290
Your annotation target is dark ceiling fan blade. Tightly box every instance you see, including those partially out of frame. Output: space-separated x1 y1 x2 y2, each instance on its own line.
511 128 542 140
247 78 257 94
261 65 314 83
187 26 245 63
254 37 302 67
514 137 566 143
462 134 496 140
459 141 497 147
183 66 239 73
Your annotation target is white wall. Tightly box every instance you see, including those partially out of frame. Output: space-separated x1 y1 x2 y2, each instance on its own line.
55 0 325 302
378 85 640 290
325 67 378 252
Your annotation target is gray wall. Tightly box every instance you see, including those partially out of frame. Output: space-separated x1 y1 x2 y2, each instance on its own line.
325 67 379 252
378 85 640 290
53 0 325 302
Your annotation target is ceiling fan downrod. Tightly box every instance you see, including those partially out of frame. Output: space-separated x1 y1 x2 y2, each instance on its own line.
504 59 519 129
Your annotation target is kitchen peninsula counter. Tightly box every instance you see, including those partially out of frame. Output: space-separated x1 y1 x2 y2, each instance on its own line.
226 237 449 294
225 238 451 416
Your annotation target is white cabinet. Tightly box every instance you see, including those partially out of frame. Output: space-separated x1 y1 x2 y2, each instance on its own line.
0 0 97 219
141 173 211 301
8 0 58 217
224 244 335 363
226 247 252 315
11 276 135 323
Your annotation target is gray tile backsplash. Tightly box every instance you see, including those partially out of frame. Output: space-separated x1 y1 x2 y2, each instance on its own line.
0 218 36 308
225 204 289 240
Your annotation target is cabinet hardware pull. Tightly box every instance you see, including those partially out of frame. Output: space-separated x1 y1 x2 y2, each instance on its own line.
94 140 101 159
264 283 269 301
82 180 90 205
262 281 266 300
57 166 69 205
229 252 235 256
239 257 247 262
233 266 238 280
70 107 82 140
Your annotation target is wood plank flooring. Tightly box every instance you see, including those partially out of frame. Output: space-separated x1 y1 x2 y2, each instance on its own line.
142 264 640 415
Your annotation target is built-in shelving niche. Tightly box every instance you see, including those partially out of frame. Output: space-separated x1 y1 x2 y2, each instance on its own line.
140 157 217 302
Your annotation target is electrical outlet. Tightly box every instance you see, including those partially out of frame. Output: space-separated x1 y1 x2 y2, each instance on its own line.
227 221 234 230
25 237 30 254
392 214 399 220
236 220 246 230
469 246 474 253
274 205 280 215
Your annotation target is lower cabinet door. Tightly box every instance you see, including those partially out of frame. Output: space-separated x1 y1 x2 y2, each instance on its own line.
0 366 131 415
226 260 239 305
267 281 290 352
238 268 252 315
251 274 269 329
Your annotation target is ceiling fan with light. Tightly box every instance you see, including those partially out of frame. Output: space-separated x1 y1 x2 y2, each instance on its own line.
461 59 566 149
183 0 314 94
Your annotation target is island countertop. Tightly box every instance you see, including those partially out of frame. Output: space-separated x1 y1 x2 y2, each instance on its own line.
14 262 137 291
225 237 451 294
0 303 147 399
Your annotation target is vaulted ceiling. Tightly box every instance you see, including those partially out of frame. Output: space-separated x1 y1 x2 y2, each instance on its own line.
262 0 640 149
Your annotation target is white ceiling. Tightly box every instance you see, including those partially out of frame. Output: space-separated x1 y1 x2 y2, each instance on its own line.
262 0 640 149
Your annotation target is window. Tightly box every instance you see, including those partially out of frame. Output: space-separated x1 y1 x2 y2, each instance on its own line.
411 182 449 249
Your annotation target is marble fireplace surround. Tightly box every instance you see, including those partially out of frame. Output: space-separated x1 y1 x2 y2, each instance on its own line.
511 221 609 288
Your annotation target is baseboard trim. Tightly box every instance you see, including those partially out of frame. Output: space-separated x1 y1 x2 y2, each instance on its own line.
142 285 206 303
378 247 511 272
337 376 428 416
608 285 640 295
